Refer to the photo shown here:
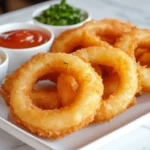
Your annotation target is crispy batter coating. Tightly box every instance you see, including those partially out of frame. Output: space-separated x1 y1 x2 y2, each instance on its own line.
57 64 102 107
82 19 134 47
73 46 139 121
0 70 61 109
57 74 78 107
57 71 136 112
115 28 150 92
1 18 145 139
51 27 84 53
10 53 103 138
51 19 134 53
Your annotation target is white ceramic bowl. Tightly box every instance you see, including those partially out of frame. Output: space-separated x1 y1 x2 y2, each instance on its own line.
0 49 8 83
32 2 91 37
0 23 54 72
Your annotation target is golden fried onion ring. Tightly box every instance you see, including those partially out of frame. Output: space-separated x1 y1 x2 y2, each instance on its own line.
72 46 139 121
57 72 136 110
51 19 133 53
82 19 134 47
10 53 103 138
51 27 84 53
115 29 150 92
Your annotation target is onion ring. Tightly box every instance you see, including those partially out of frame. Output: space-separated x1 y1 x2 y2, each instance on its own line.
51 27 84 53
51 19 134 53
72 46 139 121
82 19 134 47
115 28 150 92
10 53 103 138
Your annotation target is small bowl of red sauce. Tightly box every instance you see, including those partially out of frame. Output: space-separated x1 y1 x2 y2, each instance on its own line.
0 23 54 71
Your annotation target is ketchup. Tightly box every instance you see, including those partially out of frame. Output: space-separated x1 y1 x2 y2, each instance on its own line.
0 30 50 49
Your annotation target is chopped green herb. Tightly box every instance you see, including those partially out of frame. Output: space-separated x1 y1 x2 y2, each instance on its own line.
34 0 87 26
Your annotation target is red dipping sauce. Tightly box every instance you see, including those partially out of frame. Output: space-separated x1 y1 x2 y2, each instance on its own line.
0 29 50 49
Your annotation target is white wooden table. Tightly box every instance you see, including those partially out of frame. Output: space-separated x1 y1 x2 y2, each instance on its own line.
0 0 150 149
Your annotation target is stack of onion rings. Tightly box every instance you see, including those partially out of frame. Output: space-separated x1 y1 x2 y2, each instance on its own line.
57 46 138 121
50 19 136 100
1 18 150 139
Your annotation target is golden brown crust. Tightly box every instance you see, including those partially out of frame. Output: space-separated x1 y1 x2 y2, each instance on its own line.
51 26 85 53
50 19 134 54
1 18 146 139
10 53 103 138
10 106 98 139
0 72 19 106
115 28 150 92
82 19 134 47
0 67 61 109
73 46 139 122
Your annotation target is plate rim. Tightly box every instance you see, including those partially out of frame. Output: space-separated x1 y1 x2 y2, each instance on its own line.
0 111 150 150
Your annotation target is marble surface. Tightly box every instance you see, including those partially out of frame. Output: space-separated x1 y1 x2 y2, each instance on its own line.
0 0 150 149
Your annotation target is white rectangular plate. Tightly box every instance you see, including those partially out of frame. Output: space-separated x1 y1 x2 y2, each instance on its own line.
0 94 150 150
